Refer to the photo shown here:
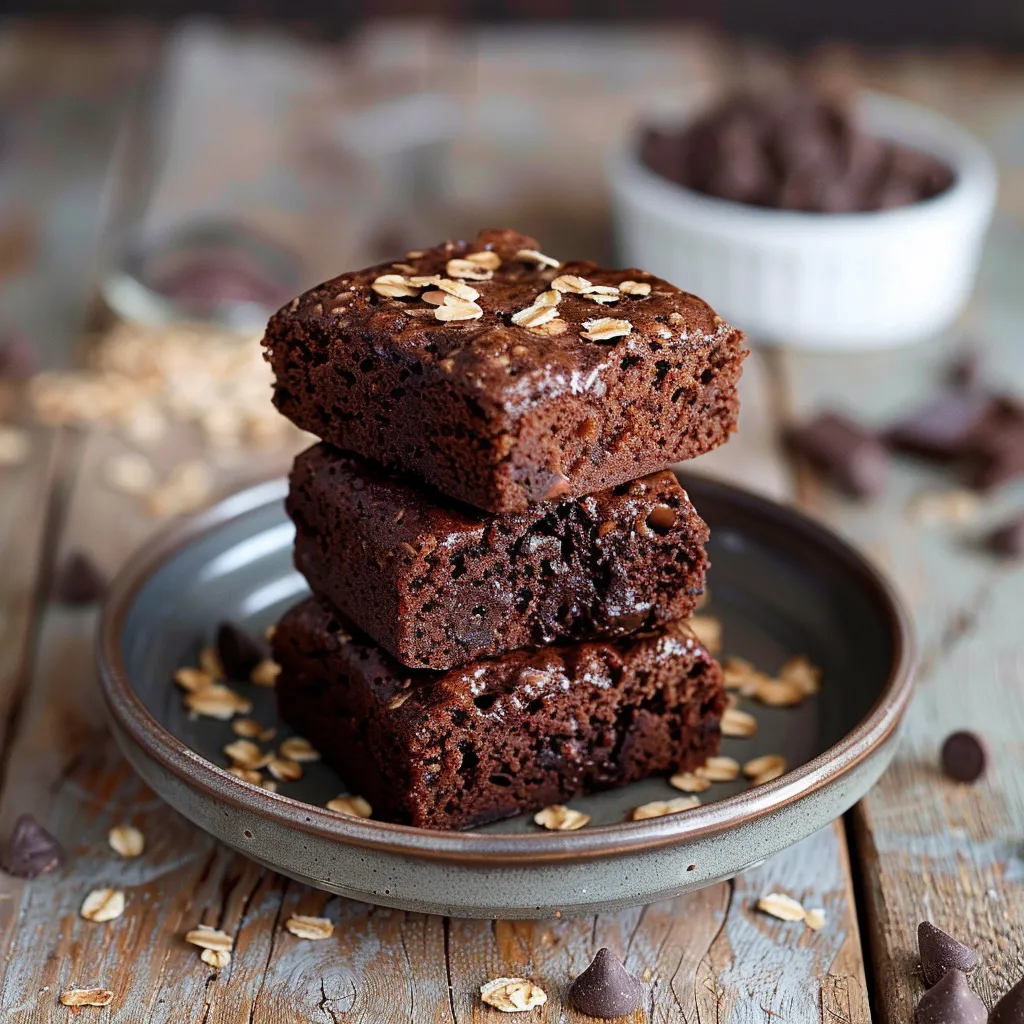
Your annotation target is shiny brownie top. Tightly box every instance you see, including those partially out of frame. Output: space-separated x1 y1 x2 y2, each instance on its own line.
268 228 737 401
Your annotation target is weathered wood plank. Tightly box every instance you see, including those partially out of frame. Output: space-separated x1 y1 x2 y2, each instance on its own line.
698 821 871 1024
777 204 1024 1020
0 425 59 758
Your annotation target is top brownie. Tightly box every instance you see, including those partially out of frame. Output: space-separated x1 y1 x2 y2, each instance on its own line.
264 228 747 513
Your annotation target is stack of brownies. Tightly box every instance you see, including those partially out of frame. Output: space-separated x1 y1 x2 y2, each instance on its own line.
262 228 747 830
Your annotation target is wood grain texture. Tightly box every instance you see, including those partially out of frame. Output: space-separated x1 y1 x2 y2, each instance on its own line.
777 199 1024 1020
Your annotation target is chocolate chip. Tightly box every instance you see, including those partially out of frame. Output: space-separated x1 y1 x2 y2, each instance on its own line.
785 412 887 499
645 504 677 534
216 621 269 680
569 948 642 1020
990 975 1024 1024
915 969 986 1024
53 551 107 605
610 609 649 633
941 731 988 783
988 516 1024 558
0 814 63 878
919 922 980 986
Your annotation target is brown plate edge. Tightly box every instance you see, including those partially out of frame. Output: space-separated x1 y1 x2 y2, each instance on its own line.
95 474 917 868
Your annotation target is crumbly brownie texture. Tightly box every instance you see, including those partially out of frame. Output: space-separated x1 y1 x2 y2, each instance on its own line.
288 443 710 671
263 228 746 513
273 597 725 830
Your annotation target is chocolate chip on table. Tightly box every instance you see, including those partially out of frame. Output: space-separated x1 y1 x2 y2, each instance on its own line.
886 389 1024 492
940 731 988 783
0 814 63 878
785 412 887 499
569 948 642 1019
216 621 269 680
53 551 107 605
990 975 1024 1024
918 922 980 986
915 969 987 1024
988 516 1024 558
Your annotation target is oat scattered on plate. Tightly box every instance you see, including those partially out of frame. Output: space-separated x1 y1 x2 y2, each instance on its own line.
743 754 787 786
631 795 700 821
326 795 372 819
533 805 590 831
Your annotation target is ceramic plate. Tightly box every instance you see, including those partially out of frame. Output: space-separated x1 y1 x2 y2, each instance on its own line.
97 474 915 919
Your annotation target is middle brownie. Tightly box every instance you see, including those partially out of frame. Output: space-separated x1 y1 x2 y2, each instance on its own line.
288 443 710 671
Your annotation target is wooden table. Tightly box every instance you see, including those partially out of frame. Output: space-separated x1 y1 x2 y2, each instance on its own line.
1 22 1023 1023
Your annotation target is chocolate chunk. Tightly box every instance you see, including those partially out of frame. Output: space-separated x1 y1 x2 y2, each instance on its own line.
53 551 107 605
0 814 63 877
990 975 1024 1024
919 922 980 986
988 516 1024 558
216 621 269 679
960 414 1024 491
638 89 954 214
915 969 986 1024
886 391 995 461
941 731 988 783
646 504 677 533
569 948 643 1019
785 412 887 499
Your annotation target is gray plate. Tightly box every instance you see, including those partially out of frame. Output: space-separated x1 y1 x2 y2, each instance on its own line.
97 474 915 918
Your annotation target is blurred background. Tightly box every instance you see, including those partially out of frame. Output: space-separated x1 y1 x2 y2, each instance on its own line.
0 6 1021 369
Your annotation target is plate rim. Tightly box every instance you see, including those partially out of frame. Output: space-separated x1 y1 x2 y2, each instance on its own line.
96 473 917 867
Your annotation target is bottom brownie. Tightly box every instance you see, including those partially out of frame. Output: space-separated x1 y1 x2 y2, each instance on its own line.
273 597 725 830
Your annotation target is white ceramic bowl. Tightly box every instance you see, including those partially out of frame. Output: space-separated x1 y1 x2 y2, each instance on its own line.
608 92 997 350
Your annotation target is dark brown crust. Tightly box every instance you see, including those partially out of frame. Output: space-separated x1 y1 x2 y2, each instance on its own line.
273 597 725 831
263 228 747 513
287 443 710 671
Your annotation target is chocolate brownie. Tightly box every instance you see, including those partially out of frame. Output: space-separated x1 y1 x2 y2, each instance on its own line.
288 443 709 671
273 597 725 830
263 228 747 513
